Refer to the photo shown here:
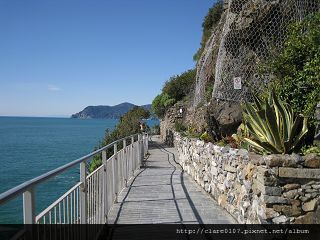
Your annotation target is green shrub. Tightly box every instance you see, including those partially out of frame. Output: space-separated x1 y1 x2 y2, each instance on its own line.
152 69 196 118
193 1 223 61
266 12 320 119
89 107 150 172
301 145 320 156
200 131 214 143
185 125 201 138
242 90 309 154
175 122 187 132
162 69 196 102
152 93 175 118
216 139 227 147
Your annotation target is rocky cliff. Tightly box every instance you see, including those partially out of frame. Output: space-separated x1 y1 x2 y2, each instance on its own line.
162 0 319 140
195 0 319 104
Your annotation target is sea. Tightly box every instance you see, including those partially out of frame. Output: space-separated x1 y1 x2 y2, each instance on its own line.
0 116 159 223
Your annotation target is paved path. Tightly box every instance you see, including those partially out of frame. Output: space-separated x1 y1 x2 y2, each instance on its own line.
107 136 236 224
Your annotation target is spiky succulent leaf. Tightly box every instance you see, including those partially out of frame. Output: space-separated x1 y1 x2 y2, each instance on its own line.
242 89 308 154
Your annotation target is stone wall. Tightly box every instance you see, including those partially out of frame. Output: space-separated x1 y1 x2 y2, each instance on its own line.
174 132 320 224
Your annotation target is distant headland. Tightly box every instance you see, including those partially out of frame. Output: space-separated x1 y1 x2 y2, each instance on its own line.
71 102 154 119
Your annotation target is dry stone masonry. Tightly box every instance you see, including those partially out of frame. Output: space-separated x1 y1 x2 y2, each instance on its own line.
174 132 320 224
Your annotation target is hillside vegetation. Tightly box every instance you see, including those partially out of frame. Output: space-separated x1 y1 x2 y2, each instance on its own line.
89 106 150 172
152 69 196 118
153 1 319 155
71 102 152 119
193 0 223 61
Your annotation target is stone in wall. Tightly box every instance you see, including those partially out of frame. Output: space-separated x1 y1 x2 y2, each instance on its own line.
173 132 320 224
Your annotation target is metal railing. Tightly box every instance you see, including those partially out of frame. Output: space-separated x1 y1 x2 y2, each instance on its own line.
0 133 148 226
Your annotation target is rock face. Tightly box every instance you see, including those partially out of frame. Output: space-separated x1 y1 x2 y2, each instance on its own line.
212 0 319 102
193 2 227 106
194 0 320 104
160 104 208 145
206 99 242 138
71 103 152 119
191 0 319 134
174 132 320 224
162 0 319 138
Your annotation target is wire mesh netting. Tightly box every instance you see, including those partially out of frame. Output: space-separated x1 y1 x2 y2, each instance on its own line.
212 0 320 102
194 32 218 106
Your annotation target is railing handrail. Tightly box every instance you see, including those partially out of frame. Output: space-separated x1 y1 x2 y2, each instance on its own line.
0 133 140 205
35 182 82 222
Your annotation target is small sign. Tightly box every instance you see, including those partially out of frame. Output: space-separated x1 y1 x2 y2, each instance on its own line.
233 77 242 90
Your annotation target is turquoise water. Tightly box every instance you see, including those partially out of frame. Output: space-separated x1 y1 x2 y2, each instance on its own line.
0 117 158 223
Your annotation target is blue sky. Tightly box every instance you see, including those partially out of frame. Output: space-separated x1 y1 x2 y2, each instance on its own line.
0 0 214 117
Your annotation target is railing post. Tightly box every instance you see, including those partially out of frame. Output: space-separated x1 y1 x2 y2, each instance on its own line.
123 139 127 187
80 161 87 224
131 136 134 176
23 188 35 224
138 134 144 167
145 133 149 155
113 143 118 203
102 151 108 223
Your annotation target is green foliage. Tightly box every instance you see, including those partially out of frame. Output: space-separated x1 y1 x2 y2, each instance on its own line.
267 12 320 118
193 1 223 61
89 107 150 172
162 69 196 101
184 125 201 138
152 93 175 118
200 131 214 143
215 139 226 147
116 107 150 137
152 69 196 118
234 124 251 150
89 155 102 173
301 145 320 156
242 90 309 154
175 122 187 132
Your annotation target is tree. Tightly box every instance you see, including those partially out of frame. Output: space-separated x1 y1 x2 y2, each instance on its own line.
152 93 175 119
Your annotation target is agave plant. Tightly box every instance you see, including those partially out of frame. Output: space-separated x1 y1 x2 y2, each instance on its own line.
242 90 308 154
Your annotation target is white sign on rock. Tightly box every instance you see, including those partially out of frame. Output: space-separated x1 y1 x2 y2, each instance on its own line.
233 77 242 90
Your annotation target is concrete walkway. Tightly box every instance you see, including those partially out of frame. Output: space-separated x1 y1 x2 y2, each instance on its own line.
107 136 236 224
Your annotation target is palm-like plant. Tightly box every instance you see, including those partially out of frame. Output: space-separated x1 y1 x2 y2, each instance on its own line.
242 90 308 154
